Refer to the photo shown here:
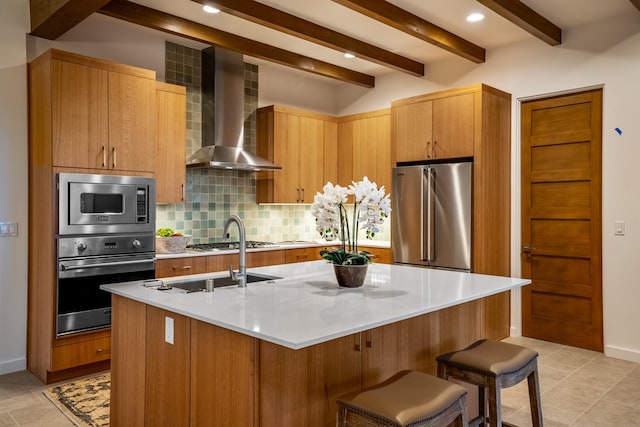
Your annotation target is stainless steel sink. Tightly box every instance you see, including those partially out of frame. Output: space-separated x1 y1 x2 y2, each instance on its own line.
169 273 281 293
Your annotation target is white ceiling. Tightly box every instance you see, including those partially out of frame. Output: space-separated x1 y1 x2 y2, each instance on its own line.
128 0 637 78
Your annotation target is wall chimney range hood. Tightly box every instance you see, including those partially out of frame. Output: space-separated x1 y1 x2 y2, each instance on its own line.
187 47 281 171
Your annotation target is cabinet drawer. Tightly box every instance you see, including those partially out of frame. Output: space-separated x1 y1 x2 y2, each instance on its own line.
156 257 206 277
51 337 111 371
284 247 322 263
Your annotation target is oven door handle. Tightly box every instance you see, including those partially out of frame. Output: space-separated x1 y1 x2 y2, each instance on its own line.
60 258 155 271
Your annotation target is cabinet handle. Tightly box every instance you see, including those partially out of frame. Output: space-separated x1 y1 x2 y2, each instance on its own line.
301 188 305 203
172 265 192 270
96 348 103 353
426 140 431 159
296 188 300 203
432 140 437 158
112 147 117 168
365 330 372 348
102 146 106 167
354 334 361 352
181 183 185 202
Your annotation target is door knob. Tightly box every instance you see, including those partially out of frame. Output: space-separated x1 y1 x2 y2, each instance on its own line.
522 244 532 253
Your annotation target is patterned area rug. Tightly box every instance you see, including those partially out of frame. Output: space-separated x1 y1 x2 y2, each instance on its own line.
44 372 110 427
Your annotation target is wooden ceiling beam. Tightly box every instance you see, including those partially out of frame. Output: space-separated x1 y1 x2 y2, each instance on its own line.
190 0 424 77
98 0 375 88
629 0 640 12
476 0 562 46
332 0 485 63
28 0 111 39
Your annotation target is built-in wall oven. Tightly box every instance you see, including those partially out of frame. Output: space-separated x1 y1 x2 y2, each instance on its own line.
56 173 156 336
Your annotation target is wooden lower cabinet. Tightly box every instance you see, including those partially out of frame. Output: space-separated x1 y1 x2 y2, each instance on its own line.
283 247 323 263
191 320 258 426
51 336 111 371
359 246 392 264
259 334 361 427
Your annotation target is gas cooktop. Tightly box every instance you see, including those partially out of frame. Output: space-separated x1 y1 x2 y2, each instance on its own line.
187 241 278 251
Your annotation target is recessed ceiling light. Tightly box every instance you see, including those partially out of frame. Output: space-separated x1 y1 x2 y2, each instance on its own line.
203 5 220 14
467 13 484 22
344 53 356 59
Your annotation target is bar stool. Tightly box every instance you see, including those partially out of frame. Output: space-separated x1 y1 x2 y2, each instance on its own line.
436 339 543 427
336 370 469 427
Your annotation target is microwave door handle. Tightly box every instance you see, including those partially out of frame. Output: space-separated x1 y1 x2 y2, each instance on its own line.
60 258 155 271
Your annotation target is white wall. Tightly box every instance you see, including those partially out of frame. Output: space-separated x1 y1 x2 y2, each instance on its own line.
0 0 29 374
1 4 639 373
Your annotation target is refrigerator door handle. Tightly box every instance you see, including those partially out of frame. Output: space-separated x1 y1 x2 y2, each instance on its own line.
424 167 435 262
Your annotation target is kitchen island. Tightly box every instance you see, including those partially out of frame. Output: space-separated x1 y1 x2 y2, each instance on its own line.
102 261 529 427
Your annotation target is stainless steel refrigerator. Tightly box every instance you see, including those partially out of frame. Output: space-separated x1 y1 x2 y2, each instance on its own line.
392 161 472 271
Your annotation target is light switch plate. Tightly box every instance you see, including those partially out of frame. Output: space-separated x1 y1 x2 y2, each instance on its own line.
614 221 625 236
165 316 174 345
0 222 18 237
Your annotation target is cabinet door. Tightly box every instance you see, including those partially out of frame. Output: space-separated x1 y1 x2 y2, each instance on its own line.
432 93 474 159
52 60 109 169
191 320 257 426
352 114 391 194
260 334 361 427
298 116 325 203
145 306 190 427
108 72 157 173
156 257 206 278
361 314 434 388
156 84 186 204
247 250 285 267
359 246 392 264
284 247 322 263
273 112 300 203
392 101 433 163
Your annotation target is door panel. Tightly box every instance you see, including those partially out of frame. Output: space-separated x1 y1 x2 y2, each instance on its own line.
521 89 603 351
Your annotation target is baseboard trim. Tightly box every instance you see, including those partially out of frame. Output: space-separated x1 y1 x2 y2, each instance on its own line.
0 357 26 375
605 345 640 363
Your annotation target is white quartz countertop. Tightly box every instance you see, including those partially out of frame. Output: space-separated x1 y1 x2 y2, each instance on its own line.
155 240 390 259
101 261 530 350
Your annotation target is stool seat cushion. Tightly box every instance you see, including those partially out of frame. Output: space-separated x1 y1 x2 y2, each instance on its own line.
436 339 538 377
337 370 467 425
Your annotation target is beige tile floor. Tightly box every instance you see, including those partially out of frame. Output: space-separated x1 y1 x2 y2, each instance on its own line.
1 337 639 426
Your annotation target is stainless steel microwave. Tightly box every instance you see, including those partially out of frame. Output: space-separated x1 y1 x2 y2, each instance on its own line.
58 173 156 235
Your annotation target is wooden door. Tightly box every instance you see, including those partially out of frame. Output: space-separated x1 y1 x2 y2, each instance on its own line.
108 71 157 173
156 83 186 204
145 306 191 427
52 59 109 169
352 114 392 193
432 93 474 159
191 320 257 427
392 101 432 163
298 116 324 202
259 334 361 427
521 89 603 351
273 112 300 203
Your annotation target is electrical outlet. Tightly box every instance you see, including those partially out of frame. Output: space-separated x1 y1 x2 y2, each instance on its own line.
165 316 174 345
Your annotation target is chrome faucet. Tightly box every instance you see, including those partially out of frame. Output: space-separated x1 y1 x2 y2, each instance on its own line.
222 214 247 288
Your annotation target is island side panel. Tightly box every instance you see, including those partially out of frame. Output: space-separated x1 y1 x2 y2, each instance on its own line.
111 295 146 427
259 334 361 427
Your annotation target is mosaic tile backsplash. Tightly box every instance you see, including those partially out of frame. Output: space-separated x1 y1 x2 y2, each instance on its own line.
156 42 390 245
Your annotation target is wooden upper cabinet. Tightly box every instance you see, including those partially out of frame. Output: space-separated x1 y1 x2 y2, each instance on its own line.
392 90 475 163
32 49 158 173
432 93 474 159
156 82 187 204
256 106 336 204
337 110 392 211
108 72 157 173
51 59 109 169
392 101 433 163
